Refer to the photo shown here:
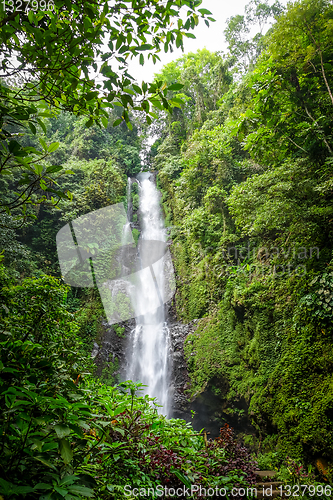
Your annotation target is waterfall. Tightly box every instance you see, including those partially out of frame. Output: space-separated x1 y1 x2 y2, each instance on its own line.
126 172 171 415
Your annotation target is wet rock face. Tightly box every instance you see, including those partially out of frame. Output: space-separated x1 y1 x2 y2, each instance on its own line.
166 299 195 416
189 381 257 439
166 302 226 435
166 300 256 438
93 318 135 380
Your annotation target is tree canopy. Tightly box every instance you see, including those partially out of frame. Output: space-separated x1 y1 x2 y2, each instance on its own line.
0 0 213 220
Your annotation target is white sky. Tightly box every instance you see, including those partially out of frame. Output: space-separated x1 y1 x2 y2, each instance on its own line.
126 0 290 84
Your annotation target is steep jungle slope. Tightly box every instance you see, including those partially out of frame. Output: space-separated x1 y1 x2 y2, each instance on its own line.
0 109 144 361
155 0 333 462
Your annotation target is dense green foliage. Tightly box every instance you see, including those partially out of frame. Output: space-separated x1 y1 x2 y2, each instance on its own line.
0 262 261 498
2 0 333 495
156 0 333 470
0 0 265 497
0 0 214 220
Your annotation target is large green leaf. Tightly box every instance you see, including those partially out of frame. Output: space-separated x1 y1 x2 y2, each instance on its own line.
68 485 94 497
59 476 79 487
54 485 69 496
167 83 184 91
34 456 58 470
59 439 73 464
48 142 60 153
55 424 71 439
170 469 191 488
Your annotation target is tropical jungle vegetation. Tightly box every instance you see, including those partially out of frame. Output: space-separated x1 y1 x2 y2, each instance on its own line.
1 0 333 498
155 0 333 487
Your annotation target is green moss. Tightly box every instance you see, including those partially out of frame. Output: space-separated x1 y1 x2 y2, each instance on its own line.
132 228 140 245
73 288 105 355
100 358 119 386
114 324 126 338
132 193 140 211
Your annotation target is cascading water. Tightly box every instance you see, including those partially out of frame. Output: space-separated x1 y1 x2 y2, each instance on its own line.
126 172 171 415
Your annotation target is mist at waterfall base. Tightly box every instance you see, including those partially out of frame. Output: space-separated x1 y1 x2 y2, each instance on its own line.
124 173 172 416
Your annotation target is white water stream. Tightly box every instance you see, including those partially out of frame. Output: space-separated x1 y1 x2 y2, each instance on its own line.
126 173 171 415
